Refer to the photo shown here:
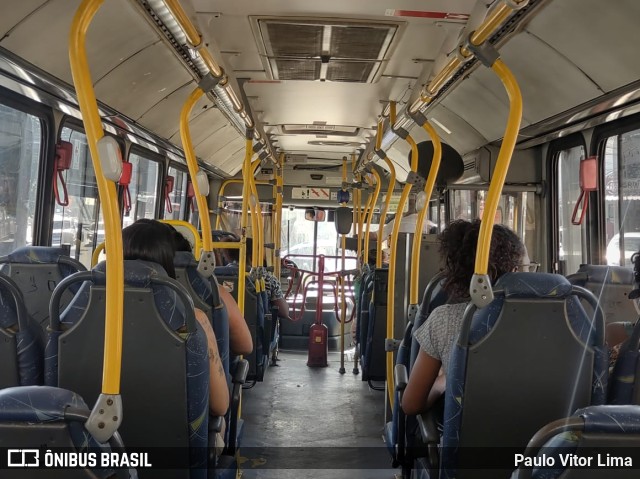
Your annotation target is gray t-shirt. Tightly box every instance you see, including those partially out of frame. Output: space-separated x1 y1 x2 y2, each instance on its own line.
413 302 468 374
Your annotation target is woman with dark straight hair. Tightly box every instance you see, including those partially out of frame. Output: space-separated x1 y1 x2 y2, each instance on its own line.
122 219 229 416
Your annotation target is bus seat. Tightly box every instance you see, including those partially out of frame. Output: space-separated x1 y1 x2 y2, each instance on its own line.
356 269 375 361
214 265 267 383
173 251 248 462
409 271 448 373
0 273 43 388
567 264 636 324
608 319 640 405
174 251 231 382
0 246 85 337
362 268 387 382
0 385 132 478
47 260 210 478
438 273 607 479
515 405 640 479
384 321 413 466
384 271 448 474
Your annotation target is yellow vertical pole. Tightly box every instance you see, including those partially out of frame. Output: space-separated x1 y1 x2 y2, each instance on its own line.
339 157 348 374
364 170 381 265
377 158 396 268
274 154 284 279
471 59 523 307
361 176 373 265
239 134 253 316
408 121 442 306
69 0 123 440
385 101 419 407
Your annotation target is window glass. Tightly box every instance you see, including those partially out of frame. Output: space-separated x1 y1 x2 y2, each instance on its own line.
0 104 41 255
556 145 586 274
165 166 188 221
604 128 640 267
56 126 103 267
123 150 160 227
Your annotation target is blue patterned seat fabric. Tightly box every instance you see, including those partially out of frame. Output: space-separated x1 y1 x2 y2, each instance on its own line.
0 274 43 387
45 260 209 475
529 405 640 479
441 273 608 479
0 385 119 478
608 320 640 405
0 245 85 286
174 251 231 382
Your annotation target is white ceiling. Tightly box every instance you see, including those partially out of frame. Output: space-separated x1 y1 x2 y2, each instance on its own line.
1 0 639 179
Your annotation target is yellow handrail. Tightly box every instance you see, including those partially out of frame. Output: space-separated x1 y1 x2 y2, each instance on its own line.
471 58 522 306
339 156 348 374
249 159 265 272
361 174 375 265
274 154 284 278
409 122 442 305
91 241 106 268
352 154 362 263
385 131 420 407
376 157 396 268
69 0 123 439
180 88 213 253
364 170 381 264
160 219 203 260
238 136 253 315
70 0 123 395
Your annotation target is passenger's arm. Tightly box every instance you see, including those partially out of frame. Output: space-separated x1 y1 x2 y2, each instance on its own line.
606 321 633 347
195 308 230 416
269 275 290 319
401 350 442 416
218 285 253 356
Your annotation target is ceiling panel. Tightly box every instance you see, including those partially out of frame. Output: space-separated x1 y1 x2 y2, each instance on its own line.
1 0 159 85
137 81 203 139
0 0 48 39
526 0 640 93
477 32 603 125
94 42 192 121
170 106 229 148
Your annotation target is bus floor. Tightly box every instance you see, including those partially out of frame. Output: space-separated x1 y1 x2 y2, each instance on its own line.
239 350 396 479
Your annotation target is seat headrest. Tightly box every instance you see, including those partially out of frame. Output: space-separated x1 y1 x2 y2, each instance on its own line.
2 246 73 264
174 251 197 268
93 260 169 287
410 141 464 186
575 264 634 285
0 386 88 422
575 405 640 435
496 272 573 299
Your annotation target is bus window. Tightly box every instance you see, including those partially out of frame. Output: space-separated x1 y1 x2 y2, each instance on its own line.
0 103 42 256
56 126 103 267
165 165 188 220
604 128 640 267
555 144 586 275
124 149 161 226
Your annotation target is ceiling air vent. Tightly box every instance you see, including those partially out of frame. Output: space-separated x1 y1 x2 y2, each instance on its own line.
254 18 399 83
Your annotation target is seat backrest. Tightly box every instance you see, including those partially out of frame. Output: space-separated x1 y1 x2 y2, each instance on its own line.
519 405 640 479
0 385 131 478
0 246 85 336
608 319 640 405
410 271 448 372
0 273 43 388
442 273 608 479
47 260 209 479
174 251 231 383
362 268 388 381
214 265 265 382
567 264 637 324
357 269 375 353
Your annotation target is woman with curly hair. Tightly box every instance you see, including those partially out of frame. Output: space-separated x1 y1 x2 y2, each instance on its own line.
402 219 525 415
